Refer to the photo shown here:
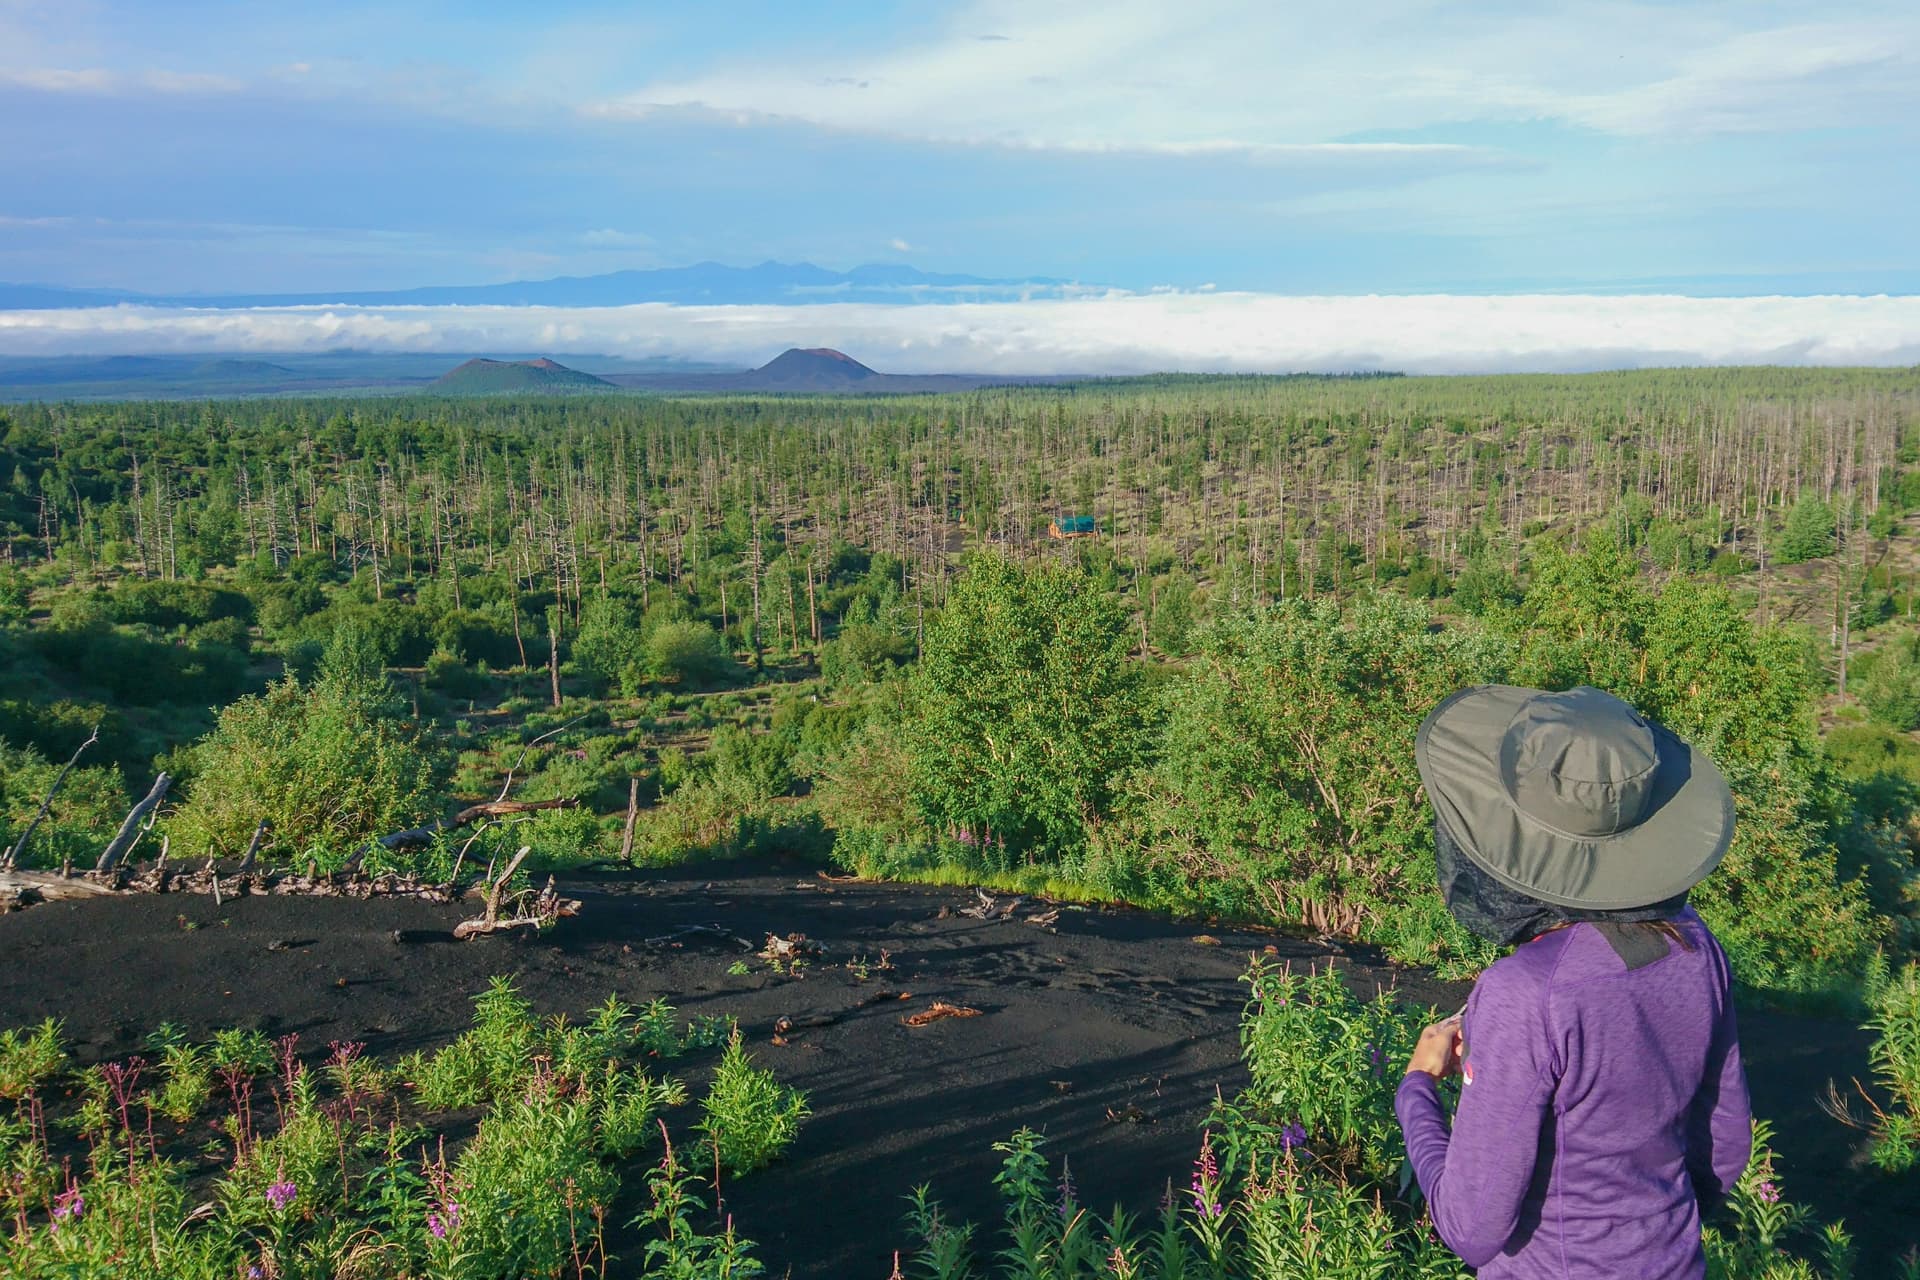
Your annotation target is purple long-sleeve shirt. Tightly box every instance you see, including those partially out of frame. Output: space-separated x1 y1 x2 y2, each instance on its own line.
1395 907 1752 1279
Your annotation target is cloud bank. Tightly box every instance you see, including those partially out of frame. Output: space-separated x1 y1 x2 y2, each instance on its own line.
2 293 1916 377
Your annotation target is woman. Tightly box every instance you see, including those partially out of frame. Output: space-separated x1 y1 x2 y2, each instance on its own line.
1396 684 1753 1280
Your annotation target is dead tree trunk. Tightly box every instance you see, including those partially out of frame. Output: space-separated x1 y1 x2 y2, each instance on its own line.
94 772 172 873
618 776 641 864
235 818 272 873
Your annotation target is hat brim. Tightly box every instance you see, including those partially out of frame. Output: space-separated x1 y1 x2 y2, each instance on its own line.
1414 685 1735 911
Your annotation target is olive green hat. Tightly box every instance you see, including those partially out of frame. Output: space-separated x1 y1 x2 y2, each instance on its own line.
1414 684 1736 910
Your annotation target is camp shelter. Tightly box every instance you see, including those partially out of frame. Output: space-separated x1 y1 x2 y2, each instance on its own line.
1048 514 1097 539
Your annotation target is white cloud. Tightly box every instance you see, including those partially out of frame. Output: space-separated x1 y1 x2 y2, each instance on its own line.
3 293 1917 375
888 238 913 252
579 228 654 248
0 64 242 93
594 1 1920 148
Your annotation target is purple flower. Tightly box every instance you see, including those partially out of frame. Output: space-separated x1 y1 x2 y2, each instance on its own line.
1280 1122 1308 1152
51 1186 84 1225
265 1180 297 1211
428 1201 461 1239
1056 1159 1078 1221
1755 1180 1780 1205
1190 1131 1223 1219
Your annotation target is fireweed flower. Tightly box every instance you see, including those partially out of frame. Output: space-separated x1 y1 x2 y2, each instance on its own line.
1190 1131 1223 1219
1756 1181 1780 1205
1056 1159 1078 1220
51 1186 84 1225
266 1180 297 1211
428 1201 461 1239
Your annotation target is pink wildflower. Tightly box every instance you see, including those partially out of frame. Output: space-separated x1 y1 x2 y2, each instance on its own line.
1190 1130 1223 1219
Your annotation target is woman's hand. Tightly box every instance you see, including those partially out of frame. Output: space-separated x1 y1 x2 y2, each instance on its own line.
1406 1015 1463 1080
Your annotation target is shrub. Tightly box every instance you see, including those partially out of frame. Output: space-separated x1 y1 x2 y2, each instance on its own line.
571 594 648 695
646 619 736 688
1234 961 1436 1185
0 1019 66 1100
106 579 252 630
1117 593 1509 941
1859 641 1920 731
1860 958 1920 1173
908 553 1150 862
0 740 128 871
448 1090 617 1278
697 1033 808 1175
167 627 449 859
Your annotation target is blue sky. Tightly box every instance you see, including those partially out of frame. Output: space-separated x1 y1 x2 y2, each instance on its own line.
1 0 1916 296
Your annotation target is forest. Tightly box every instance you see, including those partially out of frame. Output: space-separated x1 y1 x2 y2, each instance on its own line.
0 368 1917 1277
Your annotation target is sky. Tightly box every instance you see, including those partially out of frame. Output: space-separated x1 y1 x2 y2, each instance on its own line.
1 0 1917 371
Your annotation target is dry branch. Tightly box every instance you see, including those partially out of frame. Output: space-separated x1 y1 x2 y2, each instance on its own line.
371 797 579 853
902 1001 983 1027
4 725 100 871
452 848 579 939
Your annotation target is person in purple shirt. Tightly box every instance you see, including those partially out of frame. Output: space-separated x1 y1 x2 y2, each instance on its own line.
1396 684 1753 1280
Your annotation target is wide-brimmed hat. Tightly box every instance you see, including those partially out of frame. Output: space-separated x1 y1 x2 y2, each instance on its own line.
1414 684 1735 911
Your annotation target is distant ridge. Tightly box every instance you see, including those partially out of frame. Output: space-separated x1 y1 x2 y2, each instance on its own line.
0 261 1082 311
430 357 614 394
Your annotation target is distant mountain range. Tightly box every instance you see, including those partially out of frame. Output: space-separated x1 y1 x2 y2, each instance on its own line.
0 261 1084 311
0 346 1077 401
0 350 737 401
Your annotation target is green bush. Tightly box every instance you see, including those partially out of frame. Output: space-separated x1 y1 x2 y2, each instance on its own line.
697 1033 808 1175
1117 592 1508 944
1235 960 1436 1185
166 628 449 859
646 619 737 688
1859 640 1920 731
1861 957 1920 1173
106 579 252 630
448 1091 617 1278
907 553 1150 862
820 619 914 684
0 740 128 870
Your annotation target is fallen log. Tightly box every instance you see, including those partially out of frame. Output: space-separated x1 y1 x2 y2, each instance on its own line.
0 869 120 907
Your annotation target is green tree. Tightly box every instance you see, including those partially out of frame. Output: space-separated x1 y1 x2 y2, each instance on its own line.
1514 549 1882 994
571 594 648 696
1774 494 1837 564
1119 593 1509 943
167 628 449 860
1859 641 1920 732
907 554 1149 861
